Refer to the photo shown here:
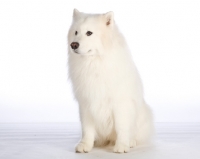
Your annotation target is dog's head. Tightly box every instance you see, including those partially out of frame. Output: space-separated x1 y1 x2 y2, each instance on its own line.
68 9 114 56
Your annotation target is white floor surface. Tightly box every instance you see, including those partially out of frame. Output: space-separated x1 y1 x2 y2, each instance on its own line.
0 123 200 159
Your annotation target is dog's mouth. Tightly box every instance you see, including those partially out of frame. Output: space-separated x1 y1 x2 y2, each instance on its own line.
74 50 79 54
73 49 92 54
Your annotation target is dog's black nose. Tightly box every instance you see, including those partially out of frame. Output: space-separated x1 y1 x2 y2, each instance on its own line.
70 42 79 50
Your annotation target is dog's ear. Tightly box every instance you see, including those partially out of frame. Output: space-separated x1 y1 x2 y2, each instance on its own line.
104 11 114 26
73 8 80 18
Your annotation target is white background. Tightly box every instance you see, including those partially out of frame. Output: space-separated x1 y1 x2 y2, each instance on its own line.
0 0 199 123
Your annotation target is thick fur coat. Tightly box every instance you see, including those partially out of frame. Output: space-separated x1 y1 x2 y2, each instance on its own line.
68 9 154 153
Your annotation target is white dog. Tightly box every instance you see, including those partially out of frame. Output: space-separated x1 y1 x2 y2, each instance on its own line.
68 9 154 153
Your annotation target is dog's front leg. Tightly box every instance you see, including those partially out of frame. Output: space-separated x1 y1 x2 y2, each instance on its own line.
76 107 95 153
113 100 136 153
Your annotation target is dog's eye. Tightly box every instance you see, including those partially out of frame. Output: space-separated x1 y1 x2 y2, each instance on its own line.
75 31 78 35
86 31 93 36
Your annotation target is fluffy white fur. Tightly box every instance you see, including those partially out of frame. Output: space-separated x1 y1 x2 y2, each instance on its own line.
68 9 154 153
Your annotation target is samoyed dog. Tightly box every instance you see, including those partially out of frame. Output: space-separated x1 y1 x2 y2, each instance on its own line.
68 9 154 153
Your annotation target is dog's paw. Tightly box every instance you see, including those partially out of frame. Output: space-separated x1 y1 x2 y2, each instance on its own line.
130 140 136 148
113 143 130 153
75 142 92 153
